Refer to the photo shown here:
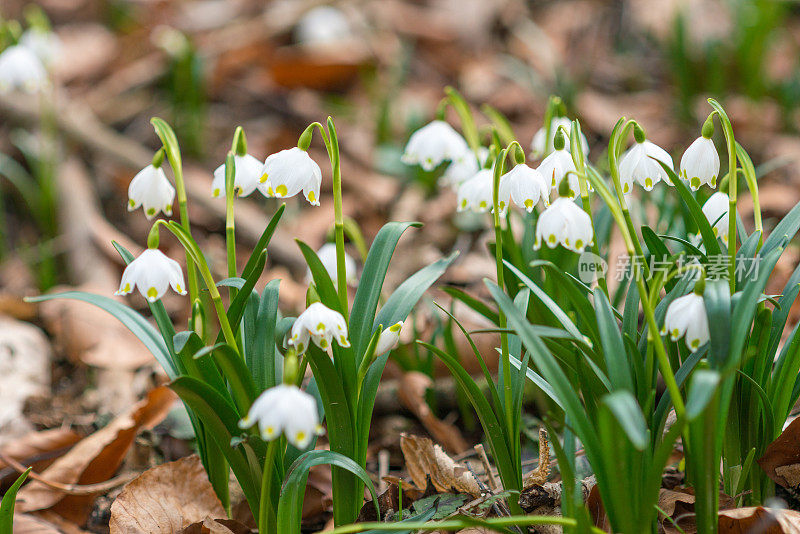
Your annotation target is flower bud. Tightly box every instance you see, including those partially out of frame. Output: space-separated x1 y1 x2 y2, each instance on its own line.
375 321 403 355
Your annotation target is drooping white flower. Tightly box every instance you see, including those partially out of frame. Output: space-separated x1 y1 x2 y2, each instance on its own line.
258 147 322 206
19 29 60 65
457 169 507 213
289 302 350 354
212 154 263 198
619 135 674 193
680 136 719 190
531 117 589 159
702 192 730 245
500 163 550 212
537 146 578 198
128 164 175 219
440 147 488 188
115 248 186 302
401 120 470 172
307 243 356 286
295 6 353 45
534 197 594 252
661 292 709 352
0 45 47 94
238 384 323 449
375 321 403 355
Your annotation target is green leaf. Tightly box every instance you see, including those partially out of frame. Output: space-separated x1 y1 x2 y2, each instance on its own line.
26 291 176 377
297 240 343 315
252 280 282 392
761 201 800 258
224 249 267 336
241 204 285 282
173 330 228 397
594 290 633 392
195 343 258 415
0 467 30 533
602 391 647 450
703 280 731 368
686 369 720 420
442 287 500 325
278 450 380 534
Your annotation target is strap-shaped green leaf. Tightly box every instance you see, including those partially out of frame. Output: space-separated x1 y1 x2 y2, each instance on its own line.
0 467 30 533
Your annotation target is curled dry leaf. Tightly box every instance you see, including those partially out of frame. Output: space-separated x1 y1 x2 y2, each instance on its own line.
758 417 800 490
0 428 82 486
398 371 469 454
109 455 225 534
16 387 175 524
400 434 481 497
179 517 252 534
718 507 800 533
10 514 63 533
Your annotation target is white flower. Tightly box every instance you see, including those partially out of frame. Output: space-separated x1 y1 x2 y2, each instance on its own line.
375 321 403 355
19 29 60 65
531 117 589 159
295 6 353 45
289 302 350 354
619 140 674 193
534 197 594 252
680 136 720 190
457 169 506 213
661 293 709 352
537 146 578 198
401 120 470 172
238 384 323 449
440 147 488 188
115 248 186 302
0 45 47 94
212 154 263 198
258 147 322 206
501 164 550 212
128 164 175 219
702 192 730 245
307 243 356 286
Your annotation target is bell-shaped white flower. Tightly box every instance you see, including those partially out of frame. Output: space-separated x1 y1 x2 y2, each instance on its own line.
375 321 403 355
440 147 488 189
19 29 60 65
307 243 356 286
457 169 507 213
702 192 730 245
537 147 578 198
212 154 263 198
115 248 186 302
501 164 550 212
661 292 709 352
619 127 674 193
0 45 47 94
258 147 322 206
238 384 323 449
401 120 470 172
128 164 175 219
295 6 353 45
534 197 594 252
531 117 589 159
680 136 719 191
289 302 350 354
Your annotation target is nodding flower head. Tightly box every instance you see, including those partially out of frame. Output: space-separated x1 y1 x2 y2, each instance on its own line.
456 169 504 213
0 45 47 94
116 248 186 302
680 136 720 191
212 154 263 198
289 302 350 354
401 120 470 172
501 163 550 212
375 321 403 355
534 197 594 253
661 292 709 352
537 145 578 199
531 117 589 159
702 192 730 245
128 164 176 220
238 384 323 449
258 147 322 206
440 147 488 189
619 129 673 193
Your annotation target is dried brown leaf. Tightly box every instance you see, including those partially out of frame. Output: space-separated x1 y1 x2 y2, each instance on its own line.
0 428 82 485
400 434 481 497
109 455 225 534
398 372 468 454
758 417 800 490
16 386 175 523
718 507 800 533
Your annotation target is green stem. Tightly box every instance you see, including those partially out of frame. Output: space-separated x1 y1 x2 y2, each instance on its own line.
325 515 603 534
258 439 279 534
224 152 238 302
327 118 349 320
708 100 738 291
